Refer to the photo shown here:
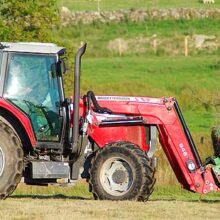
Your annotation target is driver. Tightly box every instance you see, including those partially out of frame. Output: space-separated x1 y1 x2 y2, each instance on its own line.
6 59 32 98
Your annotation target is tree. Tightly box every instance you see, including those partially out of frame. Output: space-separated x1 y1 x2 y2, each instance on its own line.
0 0 59 42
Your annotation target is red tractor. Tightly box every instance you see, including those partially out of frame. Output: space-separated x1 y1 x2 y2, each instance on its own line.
0 42 219 200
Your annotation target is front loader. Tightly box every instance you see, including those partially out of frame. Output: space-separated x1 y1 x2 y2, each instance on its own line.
0 42 219 200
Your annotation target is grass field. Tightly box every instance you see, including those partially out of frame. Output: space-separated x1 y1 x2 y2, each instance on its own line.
12 182 220 201
59 0 220 11
1 198 219 219
0 183 218 219
55 19 220 57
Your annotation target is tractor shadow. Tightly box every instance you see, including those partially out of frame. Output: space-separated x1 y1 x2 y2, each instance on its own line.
151 199 220 203
10 196 220 203
10 194 92 200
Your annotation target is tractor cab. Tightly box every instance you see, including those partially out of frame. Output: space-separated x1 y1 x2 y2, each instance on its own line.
0 42 66 144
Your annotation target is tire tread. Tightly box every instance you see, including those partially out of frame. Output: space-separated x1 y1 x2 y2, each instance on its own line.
89 141 156 201
0 120 23 199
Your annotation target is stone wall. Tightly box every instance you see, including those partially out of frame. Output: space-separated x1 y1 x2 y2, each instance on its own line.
61 7 220 26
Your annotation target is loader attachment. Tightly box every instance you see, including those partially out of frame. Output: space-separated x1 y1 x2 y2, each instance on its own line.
90 95 220 194
159 98 220 193
173 99 203 168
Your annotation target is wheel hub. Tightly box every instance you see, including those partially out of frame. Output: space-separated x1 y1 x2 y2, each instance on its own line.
0 147 5 177
100 157 134 196
112 169 127 184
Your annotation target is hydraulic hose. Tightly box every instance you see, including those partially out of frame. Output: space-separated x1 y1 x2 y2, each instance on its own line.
87 91 112 114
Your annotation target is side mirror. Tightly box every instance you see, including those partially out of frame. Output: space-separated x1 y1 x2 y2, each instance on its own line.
51 59 67 78
57 59 67 76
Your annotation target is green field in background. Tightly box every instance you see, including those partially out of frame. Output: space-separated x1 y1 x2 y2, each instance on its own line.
54 19 220 57
59 0 219 11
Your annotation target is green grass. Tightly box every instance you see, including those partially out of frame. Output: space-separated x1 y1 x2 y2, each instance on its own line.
12 183 220 202
56 19 220 43
54 19 220 57
3 186 220 220
59 0 220 11
13 182 92 199
152 185 220 201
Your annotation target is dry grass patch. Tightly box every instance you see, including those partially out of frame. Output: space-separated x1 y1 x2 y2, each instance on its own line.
0 182 218 219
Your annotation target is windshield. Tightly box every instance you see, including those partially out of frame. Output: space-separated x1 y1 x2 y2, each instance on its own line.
3 53 62 142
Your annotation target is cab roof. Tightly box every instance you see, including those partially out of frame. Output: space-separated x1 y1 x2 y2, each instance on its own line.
0 42 65 55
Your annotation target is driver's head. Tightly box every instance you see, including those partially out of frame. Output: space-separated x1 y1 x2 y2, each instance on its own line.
10 60 22 76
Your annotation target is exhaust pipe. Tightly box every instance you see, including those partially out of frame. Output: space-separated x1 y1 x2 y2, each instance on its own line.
72 43 87 153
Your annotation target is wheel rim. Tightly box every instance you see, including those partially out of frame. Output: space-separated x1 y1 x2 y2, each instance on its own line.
100 157 134 196
0 147 5 177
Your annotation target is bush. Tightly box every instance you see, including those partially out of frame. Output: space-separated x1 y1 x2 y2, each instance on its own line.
0 0 59 42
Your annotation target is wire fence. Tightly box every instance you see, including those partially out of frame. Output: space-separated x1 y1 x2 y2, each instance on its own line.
72 35 220 58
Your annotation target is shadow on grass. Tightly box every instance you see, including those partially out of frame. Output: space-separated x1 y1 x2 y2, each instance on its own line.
150 199 220 203
10 194 92 200
10 195 220 203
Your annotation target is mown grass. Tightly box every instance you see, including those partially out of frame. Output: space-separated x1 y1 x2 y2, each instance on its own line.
3 179 217 219
59 0 220 11
5 183 219 220
1 197 219 220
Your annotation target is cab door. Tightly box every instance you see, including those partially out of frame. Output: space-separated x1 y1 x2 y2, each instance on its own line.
4 52 65 144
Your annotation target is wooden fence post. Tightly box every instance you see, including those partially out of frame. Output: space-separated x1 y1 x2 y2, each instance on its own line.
184 36 189 57
118 38 122 56
97 0 101 14
153 34 157 55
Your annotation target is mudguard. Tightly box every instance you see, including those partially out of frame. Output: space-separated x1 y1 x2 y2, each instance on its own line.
0 98 36 147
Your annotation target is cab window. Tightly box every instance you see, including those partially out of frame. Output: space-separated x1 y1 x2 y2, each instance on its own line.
3 53 63 142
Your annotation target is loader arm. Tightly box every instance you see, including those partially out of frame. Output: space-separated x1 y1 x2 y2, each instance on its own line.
90 96 220 194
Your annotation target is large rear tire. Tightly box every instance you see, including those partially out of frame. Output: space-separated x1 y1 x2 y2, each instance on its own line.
0 120 23 199
89 142 156 201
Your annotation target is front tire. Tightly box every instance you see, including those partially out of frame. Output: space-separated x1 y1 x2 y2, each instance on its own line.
89 142 156 201
0 120 23 199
